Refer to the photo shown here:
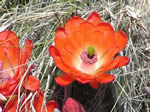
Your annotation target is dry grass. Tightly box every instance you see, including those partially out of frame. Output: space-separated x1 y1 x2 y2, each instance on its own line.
0 0 150 111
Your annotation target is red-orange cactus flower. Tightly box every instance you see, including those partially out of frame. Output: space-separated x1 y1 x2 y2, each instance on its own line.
0 31 40 98
3 90 58 112
49 12 129 88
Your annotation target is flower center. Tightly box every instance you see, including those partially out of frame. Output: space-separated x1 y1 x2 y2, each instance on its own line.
79 46 98 74
80 46 97 64
79 46 98 75
0 62 12 85
87 45 95 58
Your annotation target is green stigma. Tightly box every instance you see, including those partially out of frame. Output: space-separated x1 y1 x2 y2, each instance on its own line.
87 45 95 57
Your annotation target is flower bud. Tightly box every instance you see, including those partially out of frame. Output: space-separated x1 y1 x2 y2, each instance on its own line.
62 98 85 112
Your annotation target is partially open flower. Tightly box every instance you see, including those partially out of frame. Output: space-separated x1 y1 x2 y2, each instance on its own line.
3 90 58 112
49 12 129 88
0 31 40 98
32 90 59 112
